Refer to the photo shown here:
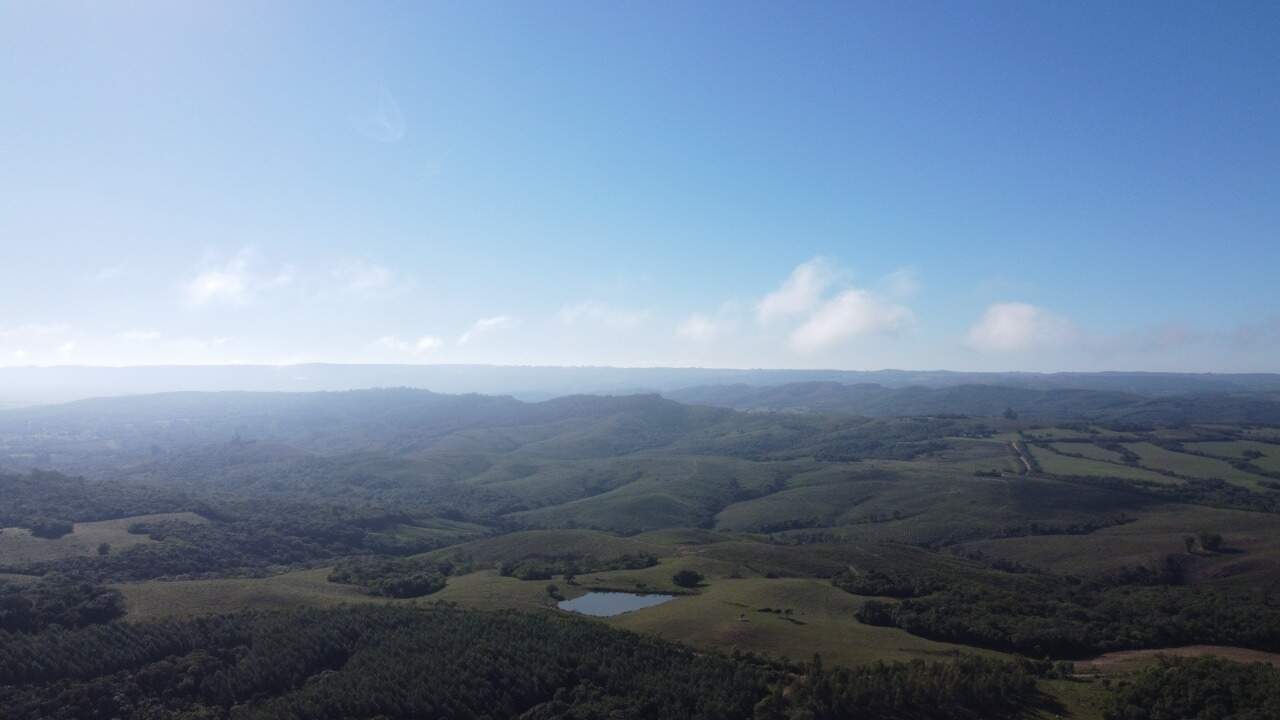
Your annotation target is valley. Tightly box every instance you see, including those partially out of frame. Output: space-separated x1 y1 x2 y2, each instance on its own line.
4 385 1280 718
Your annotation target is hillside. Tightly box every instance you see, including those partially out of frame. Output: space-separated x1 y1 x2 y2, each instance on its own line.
666 382 1280 423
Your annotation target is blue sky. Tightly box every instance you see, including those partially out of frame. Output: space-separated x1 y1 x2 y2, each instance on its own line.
1 1 1277 371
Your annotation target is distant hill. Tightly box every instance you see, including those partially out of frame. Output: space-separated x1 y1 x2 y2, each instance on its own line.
666 381 1280 424
2 364 1279 407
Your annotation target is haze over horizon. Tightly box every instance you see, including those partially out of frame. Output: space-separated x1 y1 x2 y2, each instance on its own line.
3 2 1278 373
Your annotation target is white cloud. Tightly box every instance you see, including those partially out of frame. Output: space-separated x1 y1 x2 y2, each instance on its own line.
882 266 920 299
965 302 1079 352
185 252 251 305
789 289 914 352
184 250 294 306
457 315 515 346
557 301 649 329
118 330 162 341
332 259 394 294
414 335 443 353
756 258 833 324
676 313 720 342
375 335 443 356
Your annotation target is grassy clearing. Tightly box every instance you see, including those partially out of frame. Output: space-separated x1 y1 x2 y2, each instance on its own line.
1037 678 1109 720
605 575 1004 667
421 528 675 566
1079 645 1280 674
383 518 491 544
713 481 882 532
1190 440 1280 473
1027 445 1176 483
1125 442 1269 488
914 437 1022 475
0 512 206 565
1051 442 1128 464
113 566 388 620
954 502 1280 588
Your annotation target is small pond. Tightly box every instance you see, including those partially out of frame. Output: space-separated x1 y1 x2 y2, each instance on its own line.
557 591 676 617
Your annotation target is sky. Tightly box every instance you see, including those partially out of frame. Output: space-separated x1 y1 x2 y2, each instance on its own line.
1 1 1278 372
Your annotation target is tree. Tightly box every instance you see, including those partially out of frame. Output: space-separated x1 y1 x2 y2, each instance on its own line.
1198 530 1223 552
97 542 111 556
672 570 704 588
1184 536 1197 554
1003 408 1019 420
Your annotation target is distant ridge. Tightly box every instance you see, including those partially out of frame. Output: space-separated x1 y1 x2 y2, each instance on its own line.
666 381 1280 424
2 364 1278 407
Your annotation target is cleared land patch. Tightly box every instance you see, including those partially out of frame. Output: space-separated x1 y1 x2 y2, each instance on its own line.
1190 440 1280 473
0 511 207 565
1125 442 1269 488
606 576 1005 667
114 566 386 620
1027 445 1176 483
954 502 1280 588
1080 645 1280 673
1050 442 1128 464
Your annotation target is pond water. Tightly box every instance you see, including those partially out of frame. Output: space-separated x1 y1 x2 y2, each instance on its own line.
557 591 676 617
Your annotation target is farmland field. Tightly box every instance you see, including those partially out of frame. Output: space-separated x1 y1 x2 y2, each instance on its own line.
1191 440 1280 473
1026 444 1176 483
1124 441 1271 488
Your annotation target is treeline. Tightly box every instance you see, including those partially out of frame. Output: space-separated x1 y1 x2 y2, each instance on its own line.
2 471 481 582
1054 473 1280 514
0 576 123 633
1105 656 1280 720
0 604 1048 720
0 470 193 536
13 519 335 582
756 654 1042 720
832 568 948 598
498 552 659 581
855 574 1280 659
327 555 450 598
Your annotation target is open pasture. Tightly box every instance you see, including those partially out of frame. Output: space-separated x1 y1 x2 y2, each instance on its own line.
954 502 1280 589
0 511 206 565
1190 440 1280 473
1027 444 1177 483
1124 442 1270 489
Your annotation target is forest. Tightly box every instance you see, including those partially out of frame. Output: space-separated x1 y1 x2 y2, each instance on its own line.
0 604 1049 720
3 388 1280 718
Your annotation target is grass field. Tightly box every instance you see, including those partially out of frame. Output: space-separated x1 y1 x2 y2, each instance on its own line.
607 575 1003 667
1079 645 1280 674
113 566 388 620
1037 679 1109 720
1124 442 1269 488
954 502 1280 588
1190 440 1280 473
0 512 207 565
422 528 676 566
112 548 1002 670
1050 442 1129 464
1026 445 1176 483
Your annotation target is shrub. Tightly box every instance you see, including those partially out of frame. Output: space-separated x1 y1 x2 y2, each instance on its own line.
672 569 704 588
